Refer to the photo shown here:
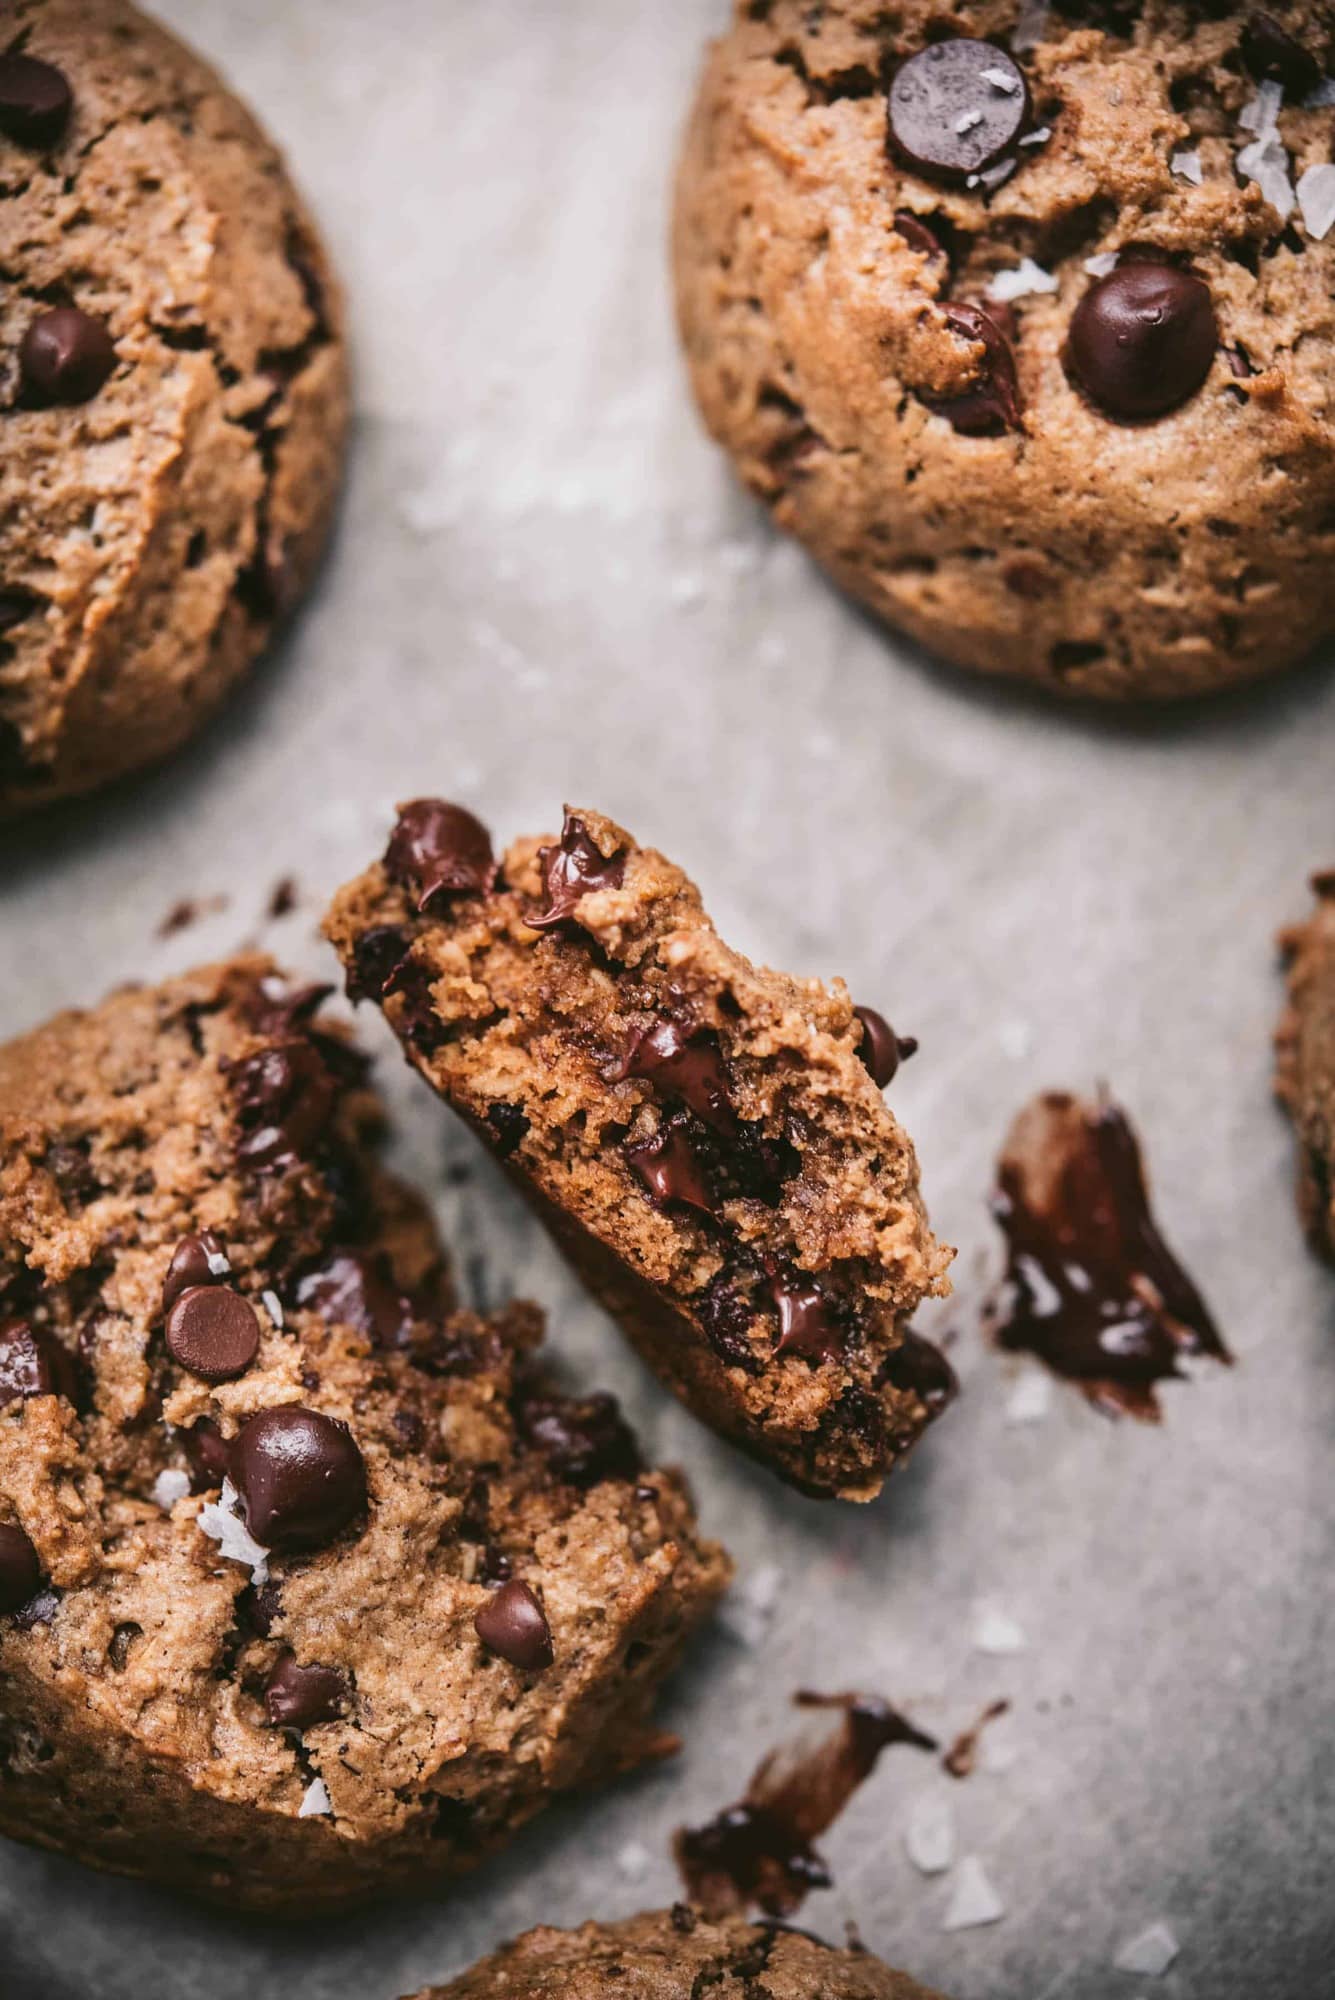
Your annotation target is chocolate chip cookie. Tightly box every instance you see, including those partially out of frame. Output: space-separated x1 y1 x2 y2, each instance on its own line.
325 801 954 1502
1277 872 1335 1258
409 1909 949 2000
673 3 1335 699
0 959 728 1909
0 0 349 814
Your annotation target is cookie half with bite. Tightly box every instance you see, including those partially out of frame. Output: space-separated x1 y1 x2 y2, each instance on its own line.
326 801 954 1501
0 957 728 1910
406 1909 950 2000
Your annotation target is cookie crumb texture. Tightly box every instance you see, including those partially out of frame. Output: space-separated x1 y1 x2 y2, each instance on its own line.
673 3 1335 700
410 1909 950 2000
326 804 953 1502
0 960 727 1910
1277 873 1335 1258
0 0 349 814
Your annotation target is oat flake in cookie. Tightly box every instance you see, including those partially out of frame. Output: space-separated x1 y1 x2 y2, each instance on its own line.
673 3 1335 699
326 801 954 1502
0 0 349 814
407 1910 950 2000
0 959 728 1910
1277 872 1335 1259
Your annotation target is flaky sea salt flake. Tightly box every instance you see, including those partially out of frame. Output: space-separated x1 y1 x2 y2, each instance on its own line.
299 1777 332 1819
152 1468 190 1510
905 1792 955 1875
987 257 1059 303
1006 1368 1053 1425
1084 251 1118 276
981 68 1021 94
197 1478 270 1585
1170 149 1203 185
262 1288 284 1328
1113 1921 1179 1977
1019 125 1052 147
943 1857 1005 1931
1237 133 1295 218
973 1600 1026 1655
1239 79 1283 138
955 108 984 135
1298 161 1335 238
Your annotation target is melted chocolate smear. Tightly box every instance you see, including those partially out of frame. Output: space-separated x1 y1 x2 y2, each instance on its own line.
675 1691 935 1919
616 1021 737 1134
528 812 626 929
990 1091 1230 1421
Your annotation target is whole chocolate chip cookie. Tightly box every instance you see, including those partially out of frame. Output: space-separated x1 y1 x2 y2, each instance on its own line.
326 801 954 1502
673 3 1335 699
0 0 349 815
409 1910 950 2000
1277 872 1335 1258
0 959 728 1910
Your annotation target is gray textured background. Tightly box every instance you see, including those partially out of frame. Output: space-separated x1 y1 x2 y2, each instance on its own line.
2 4 1334 1996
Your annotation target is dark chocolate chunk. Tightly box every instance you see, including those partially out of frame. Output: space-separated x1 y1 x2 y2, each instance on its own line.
295 1251 414 1350
0 1319 77 1409
1065 263 1217 420
0 53 72 149
263 1651 350 1729
528 811 626 929
161 1231 231 1313
516 1388 640 1488
881 1328 956 1415
852 1006 917 1090
182 1417 230 1493
230 1039 335 1173
345 923 411 1003
626 1120 719 1217
165 1287 261 1383
893 211 948 262
930 301 1022 434
618 1021 736 1133
0 1523 42 1616
228 1406 367 1550
990 1090 1230 1420
380 952 445 1052
1240 12 1322 96
384 799 495 912
238 1579 283 1637
770 1273 844 1362
696 1274 761 1371
484 1102 530 1158
888 40 1029 184
474 1578 554 1670
20 308 117 406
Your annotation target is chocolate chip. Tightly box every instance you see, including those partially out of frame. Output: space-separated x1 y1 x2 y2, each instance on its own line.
893 211 948 262
0 1319 76 1409
930 301 1022 435
1065 262 1217 420
1241 12 1321 95
528 812 626 929
853 1006 917 1090
474 1578 554 1671
380 952 445 1052
384 799 495 912
484 1102 530 1158
230 1039 335 1173
881 1329 957 1414
182 1417 230 1493
516 1389 640 1488
696 1274 761 1371
165 1287 261 1383
162 1231 231 1313
295 1251 413 1350
15 1588 59 1631
20 308 117 406
626 1120 718 1216
0 1523 42 1616
346 924 410 1003
239 1579 284 1637
263 1651 349 1729
228 1406 367 1551
888 41 1029 184
0 53 72 149
618 1022 736 1133
770 1273 845 1362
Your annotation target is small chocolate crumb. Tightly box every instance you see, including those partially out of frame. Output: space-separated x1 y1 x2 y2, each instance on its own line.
943 1698 1010 1779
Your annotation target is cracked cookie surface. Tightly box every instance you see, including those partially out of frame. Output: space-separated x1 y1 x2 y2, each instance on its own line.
0 957 728 1910
0 0 348 814
674 2 1335 699
1277 872 1335 1258
326 802 953 1502
410 1909 949 2000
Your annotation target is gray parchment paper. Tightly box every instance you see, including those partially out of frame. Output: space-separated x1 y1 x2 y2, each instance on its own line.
2 5 1333 1997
